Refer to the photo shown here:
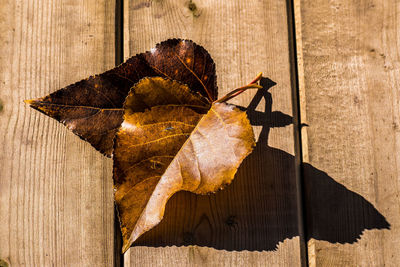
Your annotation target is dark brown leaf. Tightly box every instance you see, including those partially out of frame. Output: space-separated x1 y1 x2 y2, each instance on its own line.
113 77 255 252
25 39 217 156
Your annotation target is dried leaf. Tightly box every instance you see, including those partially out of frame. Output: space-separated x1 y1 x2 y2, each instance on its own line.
25 39 217 156
113 77 255 252
24 38 261 253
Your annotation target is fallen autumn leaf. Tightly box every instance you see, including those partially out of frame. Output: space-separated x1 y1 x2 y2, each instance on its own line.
25 39 217 156
113 77 256 252
24 39 262 253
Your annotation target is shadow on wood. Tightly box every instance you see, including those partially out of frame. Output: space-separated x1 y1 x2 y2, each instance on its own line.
131 78 390 251
303 163 390 243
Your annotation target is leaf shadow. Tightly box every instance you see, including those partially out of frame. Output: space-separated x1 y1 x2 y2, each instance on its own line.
133 77 390 251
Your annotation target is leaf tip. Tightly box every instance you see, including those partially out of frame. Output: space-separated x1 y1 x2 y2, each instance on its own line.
122 240 131 254
23 99 35 105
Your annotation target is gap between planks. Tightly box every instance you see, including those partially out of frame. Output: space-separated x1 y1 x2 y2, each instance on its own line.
286 0 308 266
114 2 124 267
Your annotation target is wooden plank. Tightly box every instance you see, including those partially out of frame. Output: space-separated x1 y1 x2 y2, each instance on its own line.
123 0 302 266
0 1 115 266
297 0 398 266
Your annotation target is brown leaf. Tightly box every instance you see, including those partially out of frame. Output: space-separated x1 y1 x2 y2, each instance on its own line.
25 39 217 156
113 77 255 252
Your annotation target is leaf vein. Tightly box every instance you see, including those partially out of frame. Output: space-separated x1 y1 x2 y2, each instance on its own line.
31 102 124 111
120 175 162 202
126 133 191 149
118 156 174 183
173 52 212 101
138 121 196 128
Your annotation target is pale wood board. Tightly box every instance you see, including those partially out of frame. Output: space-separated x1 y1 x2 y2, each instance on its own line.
124 0 302 266
297 0 399 266
0 1 115 266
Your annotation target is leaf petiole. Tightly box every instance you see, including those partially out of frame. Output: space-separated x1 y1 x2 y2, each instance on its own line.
215 72 263 103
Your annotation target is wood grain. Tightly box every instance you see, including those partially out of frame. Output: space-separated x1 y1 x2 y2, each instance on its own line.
123 0 302 266
0 0 115 266
297 0 399 266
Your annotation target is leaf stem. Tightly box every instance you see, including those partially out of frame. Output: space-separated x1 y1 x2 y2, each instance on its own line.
215 72 263 103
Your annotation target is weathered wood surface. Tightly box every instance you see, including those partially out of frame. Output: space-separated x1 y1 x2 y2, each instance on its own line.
297 0 399 266
124 0 302 266
2 0 399 266
0 1 115 266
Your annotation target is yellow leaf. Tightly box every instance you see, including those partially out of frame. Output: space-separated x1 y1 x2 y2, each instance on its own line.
113 77 255 252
